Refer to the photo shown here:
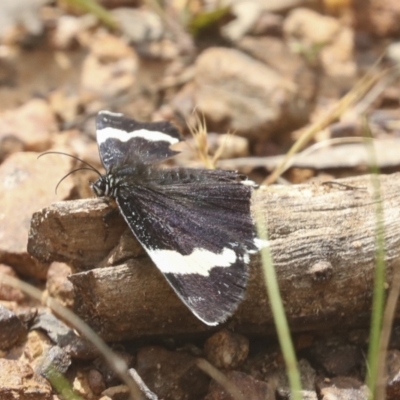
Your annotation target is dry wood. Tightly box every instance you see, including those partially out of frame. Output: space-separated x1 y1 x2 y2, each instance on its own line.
217 138 400 171
28 173 400 341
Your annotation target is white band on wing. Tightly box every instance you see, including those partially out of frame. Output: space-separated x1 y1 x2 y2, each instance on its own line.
149 247 237 276
97 126 180 145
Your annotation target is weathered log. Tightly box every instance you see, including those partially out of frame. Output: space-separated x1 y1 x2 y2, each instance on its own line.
28 173 400 341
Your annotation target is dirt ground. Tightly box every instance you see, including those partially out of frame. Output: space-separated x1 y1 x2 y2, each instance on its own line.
2 1 400 399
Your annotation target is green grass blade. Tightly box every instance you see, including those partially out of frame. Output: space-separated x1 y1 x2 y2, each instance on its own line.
45 366 85 400
255 208 302 400
64 0 117 29
363 118 386 399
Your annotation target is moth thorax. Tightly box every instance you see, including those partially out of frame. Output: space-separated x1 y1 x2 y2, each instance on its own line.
92 174 120 198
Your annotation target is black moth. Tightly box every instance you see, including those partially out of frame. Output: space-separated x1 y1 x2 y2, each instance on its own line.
91 110 262 325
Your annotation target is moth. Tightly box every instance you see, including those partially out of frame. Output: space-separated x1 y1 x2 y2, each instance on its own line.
91 110 262 325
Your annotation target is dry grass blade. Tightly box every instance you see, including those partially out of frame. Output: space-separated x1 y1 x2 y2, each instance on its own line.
187 112 232 169
0 273 144 400
129 369 158 400
265 58 388 185
195 358 246 400
212 132 231 167
187 113 213 169
188 113 212 168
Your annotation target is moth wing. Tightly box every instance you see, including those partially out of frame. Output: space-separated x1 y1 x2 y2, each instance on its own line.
115 169 257 325
96 110 182 169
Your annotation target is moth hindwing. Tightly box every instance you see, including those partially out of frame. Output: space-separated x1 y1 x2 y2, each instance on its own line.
92 110 261 325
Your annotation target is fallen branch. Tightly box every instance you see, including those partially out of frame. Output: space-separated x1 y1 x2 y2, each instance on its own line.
28 173 400 341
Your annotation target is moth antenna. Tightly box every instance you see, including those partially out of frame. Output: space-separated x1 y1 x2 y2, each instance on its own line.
55 167 99 195
38 151 103 178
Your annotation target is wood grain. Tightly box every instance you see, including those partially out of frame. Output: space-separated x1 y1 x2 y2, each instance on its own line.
28 173 400 341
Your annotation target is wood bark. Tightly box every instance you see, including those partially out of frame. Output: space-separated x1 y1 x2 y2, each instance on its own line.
28 173 400 341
